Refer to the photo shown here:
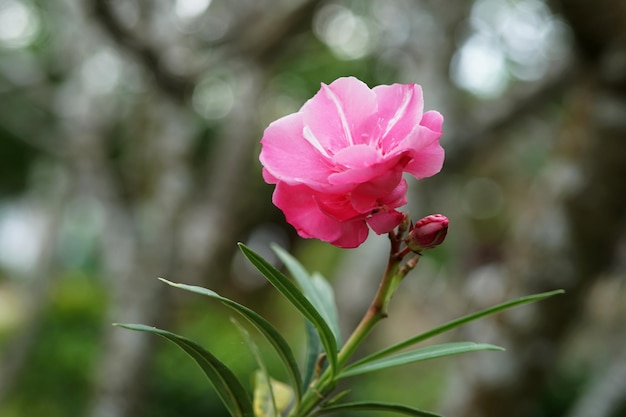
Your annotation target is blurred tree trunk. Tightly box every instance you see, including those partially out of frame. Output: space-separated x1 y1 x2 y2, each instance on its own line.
83 2 318 416
444 1 626 416
0 175 71 403
84 76 271 417
75 105 192 417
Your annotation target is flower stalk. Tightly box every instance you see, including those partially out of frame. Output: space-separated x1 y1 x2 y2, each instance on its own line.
291 215 428 417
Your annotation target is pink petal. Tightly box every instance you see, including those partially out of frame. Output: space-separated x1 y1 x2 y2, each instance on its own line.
332 144 381 168
372 83 424 152
367 210 404 234
350 177 407 216
378 178 408 208
383 111 443 179
260 113 333 185
348 194 377 214
301 77 377 153
404 141 445 179
262 167 278 184
420 110 444 134
314 193 362 222
272 182 370 248
401 111 444 179
272 182 343 242
387 111 442 156
328 220 370 248
328 156 401 186
350 175 406 215
351 168 404 199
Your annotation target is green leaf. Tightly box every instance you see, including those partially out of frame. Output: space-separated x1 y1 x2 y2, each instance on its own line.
272 245 342 344
114 323 253 417
352 289 563 368
323 389 351 407
253 370 295 417
229 318 283 417
302 320 322 388
311 401 443 417
310 272 341 342
158 278 303 404
238 243 338 375
339 342 504 378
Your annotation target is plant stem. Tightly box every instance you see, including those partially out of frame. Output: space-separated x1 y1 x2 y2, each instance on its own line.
293 230 420 417
336 251 402 368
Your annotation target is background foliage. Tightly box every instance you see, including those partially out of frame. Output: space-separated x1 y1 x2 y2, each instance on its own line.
0 0 625 416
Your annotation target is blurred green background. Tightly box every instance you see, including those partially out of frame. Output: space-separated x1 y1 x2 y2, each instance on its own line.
1 0 625 416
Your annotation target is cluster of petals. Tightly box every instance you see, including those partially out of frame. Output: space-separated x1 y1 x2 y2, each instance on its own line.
260 76 444 248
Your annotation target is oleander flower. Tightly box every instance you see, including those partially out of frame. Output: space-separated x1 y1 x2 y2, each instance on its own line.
260 76 444 248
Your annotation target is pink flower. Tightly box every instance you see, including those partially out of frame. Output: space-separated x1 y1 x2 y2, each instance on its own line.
260 77 444 248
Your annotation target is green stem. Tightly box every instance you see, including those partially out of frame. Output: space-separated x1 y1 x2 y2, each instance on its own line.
293 231 420 417
336 253 401 368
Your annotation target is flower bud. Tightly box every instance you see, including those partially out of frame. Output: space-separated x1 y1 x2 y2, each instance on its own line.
407 214 448 252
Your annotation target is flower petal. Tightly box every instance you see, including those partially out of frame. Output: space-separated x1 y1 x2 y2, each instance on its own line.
378 178 408 208
272 182 370 248
367 210 404 234
328 156 402 186
420 110 444 133
328 221 370 248
301 77 377 153
404 140 445 179
402 111 445 179
260 112 333 185
373 83 424 152
272 182 342 242
332 144 381 169
349 175 407 214
314 193 362 222
351 168 405 199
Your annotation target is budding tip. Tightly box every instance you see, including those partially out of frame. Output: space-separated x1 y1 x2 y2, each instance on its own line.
406 214 449 252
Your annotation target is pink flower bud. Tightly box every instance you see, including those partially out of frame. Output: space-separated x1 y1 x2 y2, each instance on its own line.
407 214 448 252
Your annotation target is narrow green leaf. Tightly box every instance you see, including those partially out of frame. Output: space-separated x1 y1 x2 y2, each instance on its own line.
310 272 341 343
311 401 443 417
339 342 504 378
229 319 281 417
352 289 563 368
272 245 342 344
158 278 303 404
302 320 322 388
253 370 295 417
238 243 338 375
323 389 351 407
115 323 253 417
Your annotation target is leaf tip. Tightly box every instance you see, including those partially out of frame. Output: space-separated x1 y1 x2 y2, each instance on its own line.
113 323 135 330
158 277 178 287
269 242 285 253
